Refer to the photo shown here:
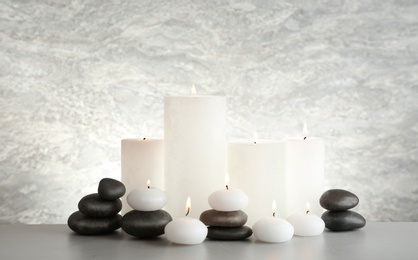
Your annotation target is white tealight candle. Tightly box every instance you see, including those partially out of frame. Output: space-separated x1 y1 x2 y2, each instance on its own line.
164 197 208 245
208 175 248 212
286 203 325 236
252 200 294 243
127 180 168 211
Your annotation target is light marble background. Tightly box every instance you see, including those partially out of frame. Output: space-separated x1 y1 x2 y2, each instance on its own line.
1 0 417 224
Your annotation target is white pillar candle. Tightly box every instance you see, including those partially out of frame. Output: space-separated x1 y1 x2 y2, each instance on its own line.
228 136 284 226
252 200 294 243
208 175 248 211
286 203 325 236
121 123 164 214
164 87 226 218
284 123 324 216
127 180 168 211
164 197 208 245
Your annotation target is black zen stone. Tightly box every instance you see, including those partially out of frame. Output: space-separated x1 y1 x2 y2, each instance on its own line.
78 193 122 217
67 211 121 235
322 210 366 231
121 210 172 238
207 226 253 240
200 209 248 227
320 189 359 211
98 178 126 200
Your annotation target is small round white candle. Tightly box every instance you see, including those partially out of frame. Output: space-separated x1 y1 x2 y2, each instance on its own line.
127 180 168 211
208 175 248 211
286 203 325 236
164 197 208 245
252 200 294 243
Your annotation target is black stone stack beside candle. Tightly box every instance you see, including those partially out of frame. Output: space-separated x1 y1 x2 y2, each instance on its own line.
68 178 126 235
320 189 366 231
199 210 252 240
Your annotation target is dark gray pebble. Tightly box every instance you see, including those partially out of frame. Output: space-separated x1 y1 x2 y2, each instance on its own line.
200 209 248 227
68 211 121 235
121 210 172 238
207 226 252 240
98 178 126 200
322 210 366 231
78 193 122 217
320 189 359 211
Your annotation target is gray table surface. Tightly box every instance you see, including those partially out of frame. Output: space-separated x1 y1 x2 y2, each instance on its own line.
0 222 416 260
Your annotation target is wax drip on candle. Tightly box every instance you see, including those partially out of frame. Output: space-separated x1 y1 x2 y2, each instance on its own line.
147 179 151 189
272 199 277 217
306 202 310 214
142 122 147 140
191 85 197 96
303 122 308 140
253 131 258 145
185 197 191 216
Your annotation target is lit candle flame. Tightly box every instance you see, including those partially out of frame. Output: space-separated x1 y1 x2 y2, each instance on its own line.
185 196 191 216
303 122 308 140
306 202 310 214
142 122 147 140
147 179 151 189
253 131 258 144
191 85 197 96
225 174 230 190
272 199 277 217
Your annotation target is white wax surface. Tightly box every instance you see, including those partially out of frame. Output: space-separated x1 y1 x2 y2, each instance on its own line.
164 217 208 245
284 137 324 216
127 188 168 211
228 140 284 225
121 138 164 214
208 188 248 211
164 96 226 218
252 217 294 243
286 213 325 236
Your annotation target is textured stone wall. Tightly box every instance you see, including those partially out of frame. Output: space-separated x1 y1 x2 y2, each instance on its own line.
1 0 417 223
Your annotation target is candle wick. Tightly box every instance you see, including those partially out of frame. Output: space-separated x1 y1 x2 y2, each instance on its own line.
306 210 310 214
147 186 150 189
303 136 306 140
254 141 257 144
185 208 190 217
226 185 229 190
143 137 146 140
273 212 275 217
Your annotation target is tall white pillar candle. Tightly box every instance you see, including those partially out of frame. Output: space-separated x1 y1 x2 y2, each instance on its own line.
121 131 164 214
164 89 226 218
228 138 284 226
284 123 324 216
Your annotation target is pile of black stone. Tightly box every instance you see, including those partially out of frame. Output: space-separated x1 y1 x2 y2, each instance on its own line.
199 209 252 240
320 189 366 231
68 178 126 235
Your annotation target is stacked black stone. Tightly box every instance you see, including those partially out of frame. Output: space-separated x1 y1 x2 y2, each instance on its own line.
68 178 126 235
320 189 366 231
121 189 172 239
200 210 252 240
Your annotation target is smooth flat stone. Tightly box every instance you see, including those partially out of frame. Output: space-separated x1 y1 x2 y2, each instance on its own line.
68 211 121 235
320 189 359 211
200 209 247 227
78 193 122 217
207 226 252 240
121 210 172 238
321 210 366 231
98 178 126 200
